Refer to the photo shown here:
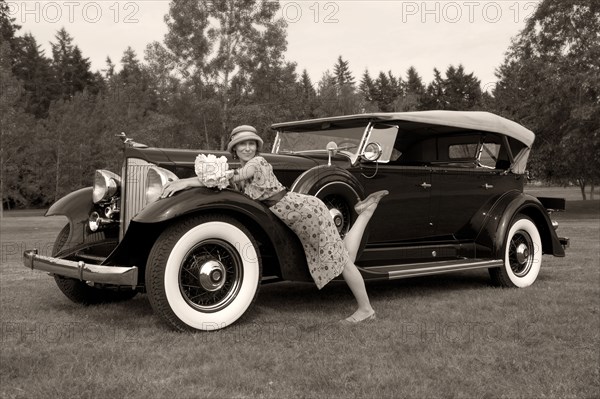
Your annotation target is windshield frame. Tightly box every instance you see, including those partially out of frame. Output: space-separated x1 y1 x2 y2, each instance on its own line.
272 123 372 164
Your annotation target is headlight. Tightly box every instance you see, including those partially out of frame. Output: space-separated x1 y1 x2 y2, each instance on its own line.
92 170 121 203
146 167 179 204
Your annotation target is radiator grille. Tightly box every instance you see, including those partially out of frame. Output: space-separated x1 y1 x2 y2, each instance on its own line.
120 158 153 239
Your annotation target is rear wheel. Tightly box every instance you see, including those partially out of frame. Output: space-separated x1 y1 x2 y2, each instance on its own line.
145 215 262 332
489 215 542 287
52 224 138 304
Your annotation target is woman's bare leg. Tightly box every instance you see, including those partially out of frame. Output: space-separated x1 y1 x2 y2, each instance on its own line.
343 203 377 263
341 259 375 321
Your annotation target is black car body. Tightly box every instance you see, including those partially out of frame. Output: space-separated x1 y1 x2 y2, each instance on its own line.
24 111 569 331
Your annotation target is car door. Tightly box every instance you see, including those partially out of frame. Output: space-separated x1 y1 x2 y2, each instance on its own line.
430 135 520 240
357 164 434 244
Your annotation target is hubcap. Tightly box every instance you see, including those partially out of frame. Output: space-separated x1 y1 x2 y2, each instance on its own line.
509 230 533 277
329 208 343 230
323 196 351 237
515 243 529 265
198 260 226 292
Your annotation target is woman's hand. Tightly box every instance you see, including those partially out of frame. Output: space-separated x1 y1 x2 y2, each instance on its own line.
160 180 189 198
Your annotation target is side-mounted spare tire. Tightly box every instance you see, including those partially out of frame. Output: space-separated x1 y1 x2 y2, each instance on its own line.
291 165 365 238
145 214 262 332
52 224 138 305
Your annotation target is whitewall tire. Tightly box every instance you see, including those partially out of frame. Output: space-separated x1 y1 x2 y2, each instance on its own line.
490 215 542 288
146 215 261 331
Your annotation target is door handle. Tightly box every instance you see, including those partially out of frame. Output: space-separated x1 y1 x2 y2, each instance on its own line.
420 182 432 189
481 183 494 190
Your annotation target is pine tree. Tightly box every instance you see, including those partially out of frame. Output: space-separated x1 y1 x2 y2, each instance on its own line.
421 68 446 110
333 56 355 87
50 28 95 100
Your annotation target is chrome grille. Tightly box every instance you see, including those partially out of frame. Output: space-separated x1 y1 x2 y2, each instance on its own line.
120 158 153 239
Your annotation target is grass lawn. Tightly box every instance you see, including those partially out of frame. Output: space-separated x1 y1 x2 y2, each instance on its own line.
1 189 598 398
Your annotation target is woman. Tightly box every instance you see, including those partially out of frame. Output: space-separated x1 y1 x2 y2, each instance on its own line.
161 125 388 323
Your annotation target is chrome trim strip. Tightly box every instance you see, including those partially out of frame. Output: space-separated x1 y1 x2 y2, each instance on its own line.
23 249 138 288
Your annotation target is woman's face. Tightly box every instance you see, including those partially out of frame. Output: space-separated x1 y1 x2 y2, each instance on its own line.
234 140 257 163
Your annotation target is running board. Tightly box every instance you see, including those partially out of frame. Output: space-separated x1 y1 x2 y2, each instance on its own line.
360 259 503 280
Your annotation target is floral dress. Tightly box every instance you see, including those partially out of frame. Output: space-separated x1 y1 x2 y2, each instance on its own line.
240 156 348 289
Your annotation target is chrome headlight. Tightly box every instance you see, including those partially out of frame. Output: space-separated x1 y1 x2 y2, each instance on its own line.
92 170 121 203
146 167 179 204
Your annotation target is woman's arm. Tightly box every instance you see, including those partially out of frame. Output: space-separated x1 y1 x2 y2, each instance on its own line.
227 159 258 184
160 177 203 198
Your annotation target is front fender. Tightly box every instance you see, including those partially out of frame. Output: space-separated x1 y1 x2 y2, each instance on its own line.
46 187 95 250
132 187 264 224
475 191 565 259
106 187 312 283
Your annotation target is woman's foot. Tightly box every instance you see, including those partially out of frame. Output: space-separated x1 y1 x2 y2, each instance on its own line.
341 309 376 324
354 190 389 214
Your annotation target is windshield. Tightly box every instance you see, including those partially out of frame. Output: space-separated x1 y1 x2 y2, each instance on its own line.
273 126 367 156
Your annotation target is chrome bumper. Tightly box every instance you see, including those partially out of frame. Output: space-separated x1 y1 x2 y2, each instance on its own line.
23 249 138 288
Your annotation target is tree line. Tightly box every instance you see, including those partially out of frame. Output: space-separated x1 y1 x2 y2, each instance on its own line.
1 0 598 211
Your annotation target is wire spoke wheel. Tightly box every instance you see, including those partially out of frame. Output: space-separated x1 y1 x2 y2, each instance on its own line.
179 240 243 312
508 230 534 277
323 195 352 238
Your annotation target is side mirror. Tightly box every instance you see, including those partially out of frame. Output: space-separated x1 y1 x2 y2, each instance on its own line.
361 142 382 162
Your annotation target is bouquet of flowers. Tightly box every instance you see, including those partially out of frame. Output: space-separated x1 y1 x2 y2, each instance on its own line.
194 154 230 190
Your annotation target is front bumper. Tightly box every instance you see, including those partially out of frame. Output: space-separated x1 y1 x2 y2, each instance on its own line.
23 249 138 288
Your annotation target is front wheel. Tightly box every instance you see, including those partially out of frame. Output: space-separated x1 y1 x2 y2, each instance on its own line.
489 215 542 288
145 215 262 332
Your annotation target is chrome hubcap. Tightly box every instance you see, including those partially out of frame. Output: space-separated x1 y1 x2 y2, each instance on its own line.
515 243 529 265
509 231 533 277
198 260 226 292
329 208 344 231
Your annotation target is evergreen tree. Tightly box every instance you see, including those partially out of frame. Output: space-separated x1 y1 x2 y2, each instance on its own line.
359 70 375 103
400 66 425 111
333 56 355 87
298 69 317 118
13 33 54 117
421 68 446 110
373 71 400 112
442 64 482 110
50 28 95 100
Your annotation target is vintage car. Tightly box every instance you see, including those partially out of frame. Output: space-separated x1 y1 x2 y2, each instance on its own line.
23 111 569 331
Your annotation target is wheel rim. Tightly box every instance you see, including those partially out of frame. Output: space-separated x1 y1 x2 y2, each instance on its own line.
178 239 243 312
323 195 351 237
508 230 534 277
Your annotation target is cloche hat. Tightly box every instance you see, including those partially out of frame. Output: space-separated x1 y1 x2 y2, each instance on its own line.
226 125 264 153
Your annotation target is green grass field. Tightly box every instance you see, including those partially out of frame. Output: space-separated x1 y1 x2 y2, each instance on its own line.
1 188 598 398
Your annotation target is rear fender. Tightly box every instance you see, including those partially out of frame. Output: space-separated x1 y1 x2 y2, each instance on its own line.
474 191 565 259
291 165 364 198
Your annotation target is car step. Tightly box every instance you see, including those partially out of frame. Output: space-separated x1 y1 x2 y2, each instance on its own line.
359 259 503 280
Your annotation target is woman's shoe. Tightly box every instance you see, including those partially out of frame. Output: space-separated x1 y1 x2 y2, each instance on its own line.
340 310 376 324
354 190 389 214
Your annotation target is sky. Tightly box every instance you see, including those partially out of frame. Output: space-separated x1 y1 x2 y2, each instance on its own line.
8 0 541 89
